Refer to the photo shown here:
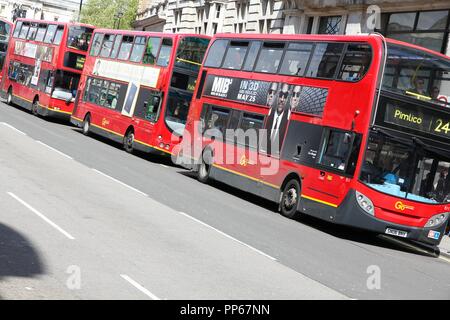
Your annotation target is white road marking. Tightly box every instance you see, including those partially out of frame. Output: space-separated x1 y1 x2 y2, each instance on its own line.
160 164 169 168
1 122 26 135
7 192 75 240
35 141 73 160
91 169 148 197
178 211 277 261
120 274 160 300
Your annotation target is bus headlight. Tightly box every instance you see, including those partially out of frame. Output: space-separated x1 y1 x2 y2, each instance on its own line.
425 213 449 228
356 191 374 216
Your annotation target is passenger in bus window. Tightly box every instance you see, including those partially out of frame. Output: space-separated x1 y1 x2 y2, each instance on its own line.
410 77 427 96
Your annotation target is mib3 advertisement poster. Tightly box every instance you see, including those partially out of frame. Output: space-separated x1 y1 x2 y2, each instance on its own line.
202 74 329 156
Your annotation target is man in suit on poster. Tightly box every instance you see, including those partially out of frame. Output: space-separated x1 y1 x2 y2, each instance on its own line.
265 83 291 156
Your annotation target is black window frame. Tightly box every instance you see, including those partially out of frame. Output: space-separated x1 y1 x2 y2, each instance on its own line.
376 9 450 54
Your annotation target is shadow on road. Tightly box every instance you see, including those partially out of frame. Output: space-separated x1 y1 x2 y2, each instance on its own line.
178 171 439 258
2 101 73 128
0 222 45 298
71 128 175 167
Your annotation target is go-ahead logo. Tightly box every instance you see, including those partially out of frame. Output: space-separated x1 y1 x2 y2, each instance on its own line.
394 201 415 211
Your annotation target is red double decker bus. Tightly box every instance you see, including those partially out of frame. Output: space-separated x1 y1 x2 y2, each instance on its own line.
70 29 210 155
0 18 94 119
177 33 450 246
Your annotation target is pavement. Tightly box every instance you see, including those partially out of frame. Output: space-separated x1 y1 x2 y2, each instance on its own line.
439 235 450 258
0 101 450 299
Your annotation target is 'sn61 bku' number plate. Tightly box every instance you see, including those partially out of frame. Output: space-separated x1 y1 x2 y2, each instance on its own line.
385 228 408 238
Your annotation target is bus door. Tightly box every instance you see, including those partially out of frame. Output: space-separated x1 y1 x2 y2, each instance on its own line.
132 87 163 143
307 128 360 207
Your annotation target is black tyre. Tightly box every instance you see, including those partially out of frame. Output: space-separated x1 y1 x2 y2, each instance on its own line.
32 99 39 116
198 148 213 183
123 129 135 153
82 115 91 136
280 179 301 219
6 87 13 105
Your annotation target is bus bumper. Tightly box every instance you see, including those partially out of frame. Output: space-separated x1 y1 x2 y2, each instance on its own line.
40 105 71 121
332 189 449 246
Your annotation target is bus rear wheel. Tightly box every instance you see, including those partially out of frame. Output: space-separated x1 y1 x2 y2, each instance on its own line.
280 179 300 219
124 130 135 154
82 115 91 136
32 99 39 116
198 148 213 183
6 87 13 105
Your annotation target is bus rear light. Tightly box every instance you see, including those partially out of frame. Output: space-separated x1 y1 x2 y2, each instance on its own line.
158 135 162 140
165 144 170 150
425 213 449 228
356 191 374 216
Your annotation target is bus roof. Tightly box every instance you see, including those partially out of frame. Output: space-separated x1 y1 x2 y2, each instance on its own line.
15 18 94 29
93 28 210 40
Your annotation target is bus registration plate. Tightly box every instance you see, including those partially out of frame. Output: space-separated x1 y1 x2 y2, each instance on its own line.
385 228 408 238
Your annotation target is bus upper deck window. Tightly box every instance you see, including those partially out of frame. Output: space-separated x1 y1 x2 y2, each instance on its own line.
143 37 161 65
338 44 372 81
90 33 104 57
279 42 313 76
117 35 134 61
35 24 47 42
242 41 261 71
26 24 37 40
53 26 64 45
44 24 57 43
203 39 228 68
306 42 344 79
18 23 29 39
13 21 22 38
130 36 147 63
222 41 249 70
156 38 172 67
110 35 122 59
254 42 285 74
100 34 115 58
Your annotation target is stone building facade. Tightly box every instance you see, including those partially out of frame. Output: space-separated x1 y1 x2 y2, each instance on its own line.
135 0 450 55
0 0 80 22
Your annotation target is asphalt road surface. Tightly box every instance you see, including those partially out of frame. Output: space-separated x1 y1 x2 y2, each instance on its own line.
0 101 449 300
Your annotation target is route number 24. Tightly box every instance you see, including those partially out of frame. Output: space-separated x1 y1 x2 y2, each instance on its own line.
434 119 450 135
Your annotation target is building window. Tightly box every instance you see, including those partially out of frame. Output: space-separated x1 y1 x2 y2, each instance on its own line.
318 16 342 34
174 9 182 26
216 4 222 19
376 10 450 53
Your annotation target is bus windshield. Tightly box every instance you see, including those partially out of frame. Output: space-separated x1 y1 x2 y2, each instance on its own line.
382 43 450 108
175 37 210 72
165 90 192 135
67 26 93 51
0 20 10 42
360 129 450 204
52 70 80 101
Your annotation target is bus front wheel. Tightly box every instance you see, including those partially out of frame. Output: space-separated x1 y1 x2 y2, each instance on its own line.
198 149 213 183
280 179 300 219
82 115 91 136
123 130 135 154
